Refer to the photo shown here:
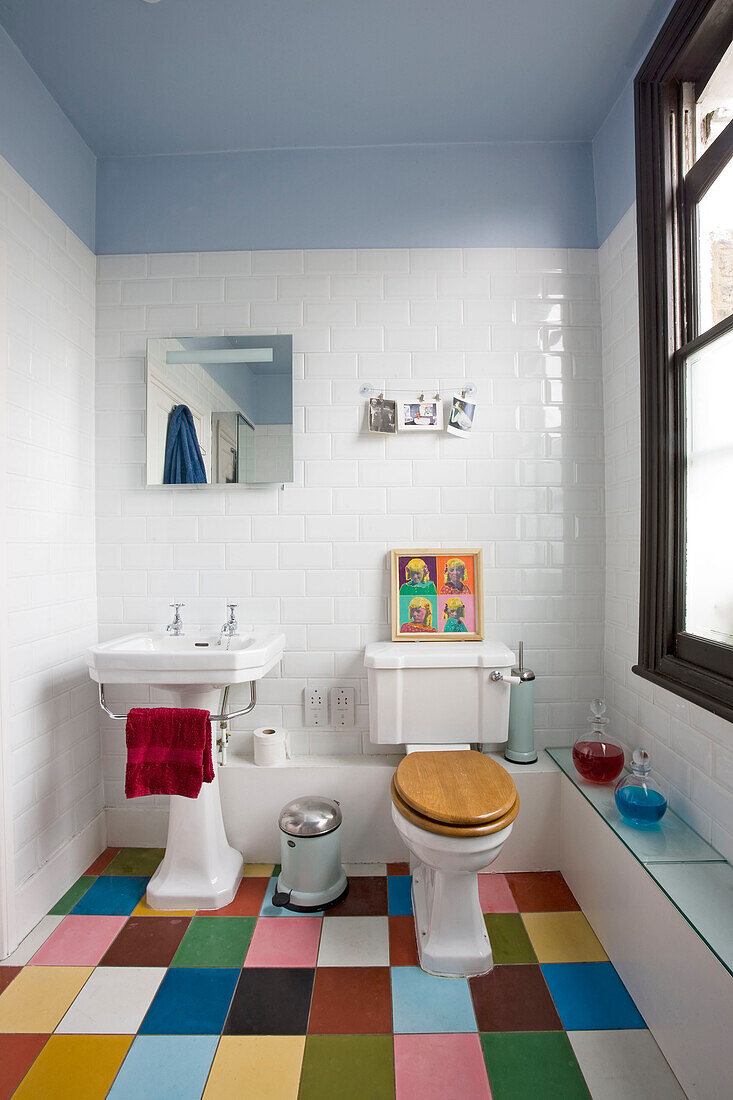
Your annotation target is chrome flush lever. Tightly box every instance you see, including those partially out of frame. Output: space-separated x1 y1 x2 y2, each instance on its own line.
490 670 522 685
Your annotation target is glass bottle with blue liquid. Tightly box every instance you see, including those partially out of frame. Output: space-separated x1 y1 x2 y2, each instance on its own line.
614 749 668 827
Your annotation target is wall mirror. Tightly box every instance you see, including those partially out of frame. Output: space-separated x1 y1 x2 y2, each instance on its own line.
146 335 293 486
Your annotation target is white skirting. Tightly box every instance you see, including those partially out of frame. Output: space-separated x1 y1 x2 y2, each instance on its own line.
8 811 106 957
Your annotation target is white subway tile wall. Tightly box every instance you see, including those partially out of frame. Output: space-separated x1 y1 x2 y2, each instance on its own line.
96 245 605 815
2 149 730 869
0 156 101 887
600 205 733 860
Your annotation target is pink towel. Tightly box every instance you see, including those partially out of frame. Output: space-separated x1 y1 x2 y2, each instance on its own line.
125 708 215 799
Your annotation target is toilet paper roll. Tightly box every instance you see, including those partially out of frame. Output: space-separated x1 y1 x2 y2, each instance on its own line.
253 726 289 766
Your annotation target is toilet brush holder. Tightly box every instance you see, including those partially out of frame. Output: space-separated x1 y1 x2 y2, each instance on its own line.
504 642 538 764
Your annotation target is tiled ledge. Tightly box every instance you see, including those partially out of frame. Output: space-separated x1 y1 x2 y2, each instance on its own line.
548 747 733 978
226 751 402 768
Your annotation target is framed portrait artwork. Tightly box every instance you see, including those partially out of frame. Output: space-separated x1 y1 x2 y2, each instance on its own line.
390 548 484 641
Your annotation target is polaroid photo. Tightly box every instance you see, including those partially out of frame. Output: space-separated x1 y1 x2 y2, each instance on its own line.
447 393 477 437
368 396 397 434
399 399 444 432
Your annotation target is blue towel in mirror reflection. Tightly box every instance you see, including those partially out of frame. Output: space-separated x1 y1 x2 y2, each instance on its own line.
163 404 207 484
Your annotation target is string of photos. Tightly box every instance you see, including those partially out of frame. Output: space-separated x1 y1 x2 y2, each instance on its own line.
360 383 477 438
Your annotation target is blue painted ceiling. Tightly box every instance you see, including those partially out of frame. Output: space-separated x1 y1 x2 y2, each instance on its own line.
0 0 665 157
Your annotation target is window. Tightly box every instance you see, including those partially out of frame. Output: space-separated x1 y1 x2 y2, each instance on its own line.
635 0 733 720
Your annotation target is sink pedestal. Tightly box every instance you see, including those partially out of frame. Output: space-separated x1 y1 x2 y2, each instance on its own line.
86 626 286 908
146 687 243 910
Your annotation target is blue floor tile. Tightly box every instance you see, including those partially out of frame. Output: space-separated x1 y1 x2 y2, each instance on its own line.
139 967 239 1034
70 875 149 915
391 965 477 1033
259 876 325 917
541 963 646 1031
107 1035 219 1099
387 876 412 916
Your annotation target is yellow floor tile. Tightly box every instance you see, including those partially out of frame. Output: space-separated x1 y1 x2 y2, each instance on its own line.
13 1034 132 1099
522 911 609 963
242 864 275 878
204 1036 305 1099
0 967 93 1032
131 898 195 917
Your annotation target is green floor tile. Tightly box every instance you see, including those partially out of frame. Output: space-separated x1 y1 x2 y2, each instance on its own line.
299 1035 395 1100
485 913 537 964
171 916 256 968
481 1032 590 1099
48 876 96 915
103 848 166 876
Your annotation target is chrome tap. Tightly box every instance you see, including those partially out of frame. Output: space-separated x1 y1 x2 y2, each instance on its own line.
166 602 185 635
218 603 238 645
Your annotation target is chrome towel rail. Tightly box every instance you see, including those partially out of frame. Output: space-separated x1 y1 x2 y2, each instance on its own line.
98 682 257 722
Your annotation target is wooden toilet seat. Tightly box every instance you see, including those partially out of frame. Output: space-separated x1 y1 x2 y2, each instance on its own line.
391 750 519 837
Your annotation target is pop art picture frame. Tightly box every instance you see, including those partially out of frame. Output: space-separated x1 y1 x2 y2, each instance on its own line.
390 548 484 641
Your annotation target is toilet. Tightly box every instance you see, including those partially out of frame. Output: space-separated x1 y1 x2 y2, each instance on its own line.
364 640 520 978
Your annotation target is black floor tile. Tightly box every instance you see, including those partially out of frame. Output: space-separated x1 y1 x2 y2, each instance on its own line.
223 967 315 1035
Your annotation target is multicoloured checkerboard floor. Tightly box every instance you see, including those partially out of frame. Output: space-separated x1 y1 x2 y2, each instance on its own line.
0 849 687 1098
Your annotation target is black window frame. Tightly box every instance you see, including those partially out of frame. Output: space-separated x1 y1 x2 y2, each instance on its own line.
634 0 733 722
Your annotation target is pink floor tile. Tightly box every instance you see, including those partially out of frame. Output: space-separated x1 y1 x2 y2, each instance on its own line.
243 917 322 968
478 873 518 913
394 1033 492 1100
28 915 128 966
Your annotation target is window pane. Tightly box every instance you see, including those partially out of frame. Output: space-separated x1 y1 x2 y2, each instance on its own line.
695 37 733 162
696 155 733 332
685 327 733 645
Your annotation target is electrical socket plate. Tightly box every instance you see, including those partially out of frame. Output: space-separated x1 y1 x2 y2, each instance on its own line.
330 687 355 729
304 686 327 727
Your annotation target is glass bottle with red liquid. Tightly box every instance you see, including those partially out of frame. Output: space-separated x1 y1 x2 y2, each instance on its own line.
572 699 625 783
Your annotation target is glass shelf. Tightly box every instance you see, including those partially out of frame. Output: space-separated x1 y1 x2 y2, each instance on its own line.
547 747 733 976
648 862 733 974
547 748 722 863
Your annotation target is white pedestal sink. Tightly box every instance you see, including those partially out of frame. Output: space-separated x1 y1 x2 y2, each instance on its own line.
86 630 285 910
